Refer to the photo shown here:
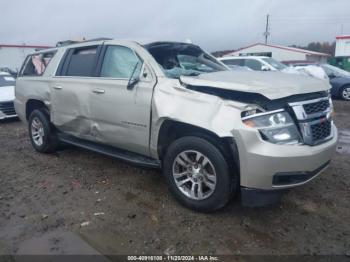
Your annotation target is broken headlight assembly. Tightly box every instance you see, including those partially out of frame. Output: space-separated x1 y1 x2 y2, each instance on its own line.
242 110 301 144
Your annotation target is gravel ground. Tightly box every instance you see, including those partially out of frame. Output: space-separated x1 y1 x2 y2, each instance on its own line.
0 100 349 256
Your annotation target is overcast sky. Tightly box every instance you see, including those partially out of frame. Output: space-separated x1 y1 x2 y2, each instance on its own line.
1 0 350 51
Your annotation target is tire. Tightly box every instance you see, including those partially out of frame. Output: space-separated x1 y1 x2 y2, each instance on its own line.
28 109 58 153
340 85 350 101
162 136 237 212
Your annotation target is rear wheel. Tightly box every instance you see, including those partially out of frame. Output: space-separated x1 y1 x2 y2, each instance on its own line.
163 136 236 212
340 85 350 101
28 109 58 153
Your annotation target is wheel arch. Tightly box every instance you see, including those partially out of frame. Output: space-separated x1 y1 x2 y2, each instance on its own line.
26 99 49 120
157 119 240 173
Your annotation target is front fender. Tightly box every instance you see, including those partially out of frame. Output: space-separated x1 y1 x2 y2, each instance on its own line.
149 79 246 158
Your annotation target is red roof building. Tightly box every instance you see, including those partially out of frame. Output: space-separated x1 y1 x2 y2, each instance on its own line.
224 43 330 64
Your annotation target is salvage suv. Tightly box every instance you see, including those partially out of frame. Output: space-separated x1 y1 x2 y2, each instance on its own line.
15 40 337 211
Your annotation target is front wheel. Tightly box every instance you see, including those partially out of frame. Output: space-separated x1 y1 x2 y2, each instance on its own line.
162 136 237 212
340 85 350 101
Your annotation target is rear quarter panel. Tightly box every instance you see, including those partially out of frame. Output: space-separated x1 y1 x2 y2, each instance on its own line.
14 77 51 122
14 48 64 122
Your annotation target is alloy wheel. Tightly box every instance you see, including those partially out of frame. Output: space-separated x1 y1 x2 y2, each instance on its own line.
342 87 350 100
31 117 45 146
172 150 217 200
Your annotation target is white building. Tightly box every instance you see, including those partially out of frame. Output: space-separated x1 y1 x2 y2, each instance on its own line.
335 35 350 57
224 43 330 64
0 44 50 72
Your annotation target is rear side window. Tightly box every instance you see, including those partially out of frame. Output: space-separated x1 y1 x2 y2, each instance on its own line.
65 46 98 77
100 46 141 79
20 52 56 76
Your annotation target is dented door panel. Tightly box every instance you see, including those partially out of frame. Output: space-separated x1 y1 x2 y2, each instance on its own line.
50 77 94 139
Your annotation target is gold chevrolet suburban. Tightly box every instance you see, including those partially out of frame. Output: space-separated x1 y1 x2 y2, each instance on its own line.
14 39 337 211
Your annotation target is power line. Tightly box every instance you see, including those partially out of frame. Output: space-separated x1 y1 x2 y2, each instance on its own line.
263 14 270 44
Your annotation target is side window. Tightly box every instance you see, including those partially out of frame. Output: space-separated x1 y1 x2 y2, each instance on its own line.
65 46 98 76
222 59 243 66
244 59 263 71
100 46 141 78
20 52 56 76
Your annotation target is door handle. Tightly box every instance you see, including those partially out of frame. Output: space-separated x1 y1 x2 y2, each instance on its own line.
53 85 62 90
92 89 105 94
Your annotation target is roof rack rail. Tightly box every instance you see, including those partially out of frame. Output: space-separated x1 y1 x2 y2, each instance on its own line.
56 37 113 47
85 37 113 42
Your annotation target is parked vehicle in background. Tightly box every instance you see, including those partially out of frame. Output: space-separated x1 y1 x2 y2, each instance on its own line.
15 40 337 211
320 64 350 100
0 67 17 78
219 56 287 71
0 72 17 120
328 56 350 72
293 65 329 81
219 56 328 81
225 64 252 71
290 63 350 101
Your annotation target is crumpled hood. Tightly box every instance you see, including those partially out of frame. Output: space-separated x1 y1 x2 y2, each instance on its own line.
0 86 15 102
180 70 330 100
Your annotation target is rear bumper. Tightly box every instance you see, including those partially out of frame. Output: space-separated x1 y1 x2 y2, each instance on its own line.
13 99 26 122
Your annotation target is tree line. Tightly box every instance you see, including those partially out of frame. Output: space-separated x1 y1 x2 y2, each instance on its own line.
290 42 335 56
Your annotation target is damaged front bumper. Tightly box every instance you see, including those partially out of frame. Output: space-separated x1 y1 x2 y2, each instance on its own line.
240 160 331 207
235 124 338 207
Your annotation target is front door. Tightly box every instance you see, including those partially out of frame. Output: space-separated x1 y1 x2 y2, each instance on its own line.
88 45 156 156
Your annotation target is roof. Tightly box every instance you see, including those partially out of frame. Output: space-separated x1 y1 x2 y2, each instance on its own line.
227 43 331 57
0 44 51 49
336 35 350 40
144 41 199 49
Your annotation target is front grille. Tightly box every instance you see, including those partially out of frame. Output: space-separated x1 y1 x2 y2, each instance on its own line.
290 97 333 145
303 99 330 114
0 101 16 116
311 121 331 142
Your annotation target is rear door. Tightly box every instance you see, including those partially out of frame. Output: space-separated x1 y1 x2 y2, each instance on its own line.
51 44 102 139
88 44 156 156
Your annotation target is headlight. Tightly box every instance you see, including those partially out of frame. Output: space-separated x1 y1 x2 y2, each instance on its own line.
242 110 301 144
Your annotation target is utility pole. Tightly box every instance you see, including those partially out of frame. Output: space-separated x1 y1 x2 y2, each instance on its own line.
263 14 270 44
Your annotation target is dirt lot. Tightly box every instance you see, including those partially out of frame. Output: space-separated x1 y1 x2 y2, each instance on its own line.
0 100 349 257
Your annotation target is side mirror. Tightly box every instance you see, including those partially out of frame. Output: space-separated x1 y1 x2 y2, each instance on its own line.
261 65 270 71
